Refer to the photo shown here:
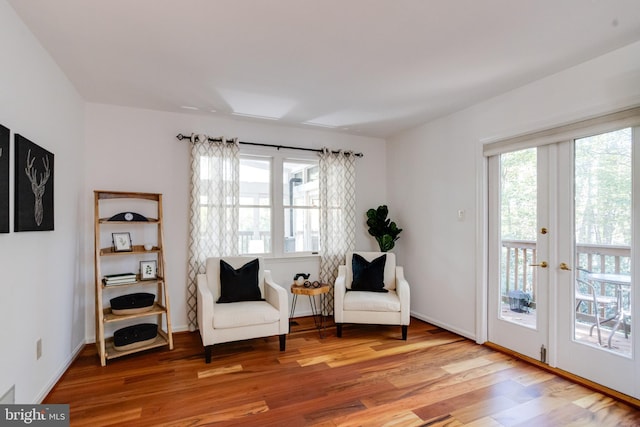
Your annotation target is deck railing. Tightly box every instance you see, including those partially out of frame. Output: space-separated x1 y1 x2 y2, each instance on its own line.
501 239 631 321
502 240 538 300
239 231 271 254
240 231 319 254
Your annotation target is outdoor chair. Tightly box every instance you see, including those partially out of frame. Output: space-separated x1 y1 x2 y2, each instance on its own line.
575 268 619 346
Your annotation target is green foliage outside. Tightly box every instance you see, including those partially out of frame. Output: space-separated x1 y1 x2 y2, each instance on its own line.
501 128 631 247
574 129 631 247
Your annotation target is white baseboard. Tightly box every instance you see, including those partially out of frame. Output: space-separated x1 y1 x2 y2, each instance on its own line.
290 310 314 318
410 311 476 341
36 340 85 404
171 324 192 333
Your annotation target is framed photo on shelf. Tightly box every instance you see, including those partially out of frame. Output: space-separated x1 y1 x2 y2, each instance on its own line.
140 260 157 280
112 232 132 252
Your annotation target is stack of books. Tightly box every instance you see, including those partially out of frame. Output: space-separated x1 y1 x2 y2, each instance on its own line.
103 273 137 286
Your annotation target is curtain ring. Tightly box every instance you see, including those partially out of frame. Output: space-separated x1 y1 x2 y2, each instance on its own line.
191 133 209 143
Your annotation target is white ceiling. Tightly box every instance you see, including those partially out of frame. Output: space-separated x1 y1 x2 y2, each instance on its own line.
8 0 640 138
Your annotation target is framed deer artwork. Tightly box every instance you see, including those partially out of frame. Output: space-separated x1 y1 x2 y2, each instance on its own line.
14 134 54 231
0 124 8 233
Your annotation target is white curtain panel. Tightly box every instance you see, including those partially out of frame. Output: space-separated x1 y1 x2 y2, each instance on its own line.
186 134 240 331
319 148 356 314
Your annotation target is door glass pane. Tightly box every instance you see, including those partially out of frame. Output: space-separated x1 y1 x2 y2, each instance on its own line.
574 128 632 357
499 148 538 328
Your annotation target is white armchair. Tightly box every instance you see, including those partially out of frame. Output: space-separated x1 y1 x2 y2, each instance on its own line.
334 251 410 340
196 256 289 363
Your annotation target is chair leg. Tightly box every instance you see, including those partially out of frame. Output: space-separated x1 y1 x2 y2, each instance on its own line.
591 300 603 345
204 345 213 364
279 334 286 351
336 323 342 338
401 325 408 341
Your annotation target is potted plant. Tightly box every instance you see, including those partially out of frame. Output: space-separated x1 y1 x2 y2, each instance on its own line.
366 205 402 252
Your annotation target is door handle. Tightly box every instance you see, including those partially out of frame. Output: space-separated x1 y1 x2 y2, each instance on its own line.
530 261 548 268
559 262 572 271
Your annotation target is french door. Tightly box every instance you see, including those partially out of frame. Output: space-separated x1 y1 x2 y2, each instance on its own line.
488 126 638 398
488 146 550 361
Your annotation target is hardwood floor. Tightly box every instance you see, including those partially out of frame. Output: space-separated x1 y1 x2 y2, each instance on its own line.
45 317 640 426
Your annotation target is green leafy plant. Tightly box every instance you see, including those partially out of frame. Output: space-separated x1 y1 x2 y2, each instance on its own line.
366 205 402 252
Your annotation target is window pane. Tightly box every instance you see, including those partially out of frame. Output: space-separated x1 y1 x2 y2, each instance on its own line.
241 157 270 206
284 207 319 253
283 159 319 253
240 157 271 254
283 160 319 206
573 128 632 356
239 207 271 254
499 148 537 329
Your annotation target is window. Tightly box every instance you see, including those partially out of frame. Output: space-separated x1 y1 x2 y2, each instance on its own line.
238 153 319 256
239 156 271 254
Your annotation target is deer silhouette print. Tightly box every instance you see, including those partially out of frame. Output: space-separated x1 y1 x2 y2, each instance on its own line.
25 149 50 226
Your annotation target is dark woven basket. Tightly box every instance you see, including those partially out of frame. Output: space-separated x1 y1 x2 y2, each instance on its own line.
113 323 158 348
110 293 155 315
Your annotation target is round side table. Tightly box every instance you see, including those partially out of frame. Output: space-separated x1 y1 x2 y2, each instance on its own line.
290 283 330 338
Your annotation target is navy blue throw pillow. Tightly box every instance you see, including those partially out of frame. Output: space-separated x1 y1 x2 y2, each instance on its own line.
217 258 263 303
351 253 388 292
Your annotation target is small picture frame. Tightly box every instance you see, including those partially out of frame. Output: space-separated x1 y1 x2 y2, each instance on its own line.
140 260 157 280
112 232 132 252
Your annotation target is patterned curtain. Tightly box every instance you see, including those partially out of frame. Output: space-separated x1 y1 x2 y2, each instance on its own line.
319 148 356 314
186 134 240 331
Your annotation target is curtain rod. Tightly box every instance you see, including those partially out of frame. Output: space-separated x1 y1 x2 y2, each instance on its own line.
175 133 363 157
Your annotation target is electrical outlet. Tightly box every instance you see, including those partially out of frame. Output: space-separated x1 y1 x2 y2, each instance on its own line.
37 338 42 360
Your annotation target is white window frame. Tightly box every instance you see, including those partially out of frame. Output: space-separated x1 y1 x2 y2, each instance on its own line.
240 147 320 257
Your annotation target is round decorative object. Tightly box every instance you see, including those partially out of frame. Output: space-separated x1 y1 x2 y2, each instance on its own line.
293 273 310 284
124 212 134 221
303 280 322 288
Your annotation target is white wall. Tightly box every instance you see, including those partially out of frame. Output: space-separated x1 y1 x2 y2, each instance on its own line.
388 40 640 339
0 0 85 404
83 104 387 336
